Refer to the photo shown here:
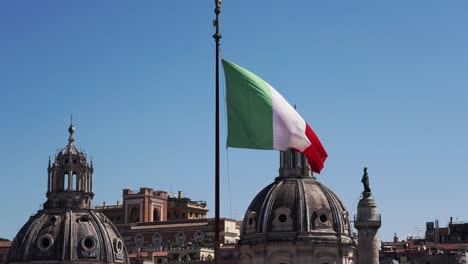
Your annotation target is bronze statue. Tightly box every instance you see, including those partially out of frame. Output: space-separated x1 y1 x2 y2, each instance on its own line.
361 167 371 193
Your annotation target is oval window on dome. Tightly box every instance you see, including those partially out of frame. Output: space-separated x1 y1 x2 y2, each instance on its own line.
278 214 288 223
37 234 54 251
81 236 97 250
319 214 328 223
114 239 123 254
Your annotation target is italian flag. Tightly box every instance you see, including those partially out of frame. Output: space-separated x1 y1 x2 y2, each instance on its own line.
222 59 328 173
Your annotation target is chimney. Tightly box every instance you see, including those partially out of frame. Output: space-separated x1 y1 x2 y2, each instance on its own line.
117 200 121 206
450 217 453 224
178 191 183 199
103 201 106 207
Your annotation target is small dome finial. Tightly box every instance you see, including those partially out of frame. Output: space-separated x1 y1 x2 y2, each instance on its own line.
68 115 75 142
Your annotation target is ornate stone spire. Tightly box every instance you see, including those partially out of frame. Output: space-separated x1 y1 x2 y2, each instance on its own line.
44 123 94 209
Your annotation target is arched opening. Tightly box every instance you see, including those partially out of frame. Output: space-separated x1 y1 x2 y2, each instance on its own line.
72 173 77 191
153 233 162 248
129 207 140 223
153 208 160 222
311 212 317 230
64 173 69 191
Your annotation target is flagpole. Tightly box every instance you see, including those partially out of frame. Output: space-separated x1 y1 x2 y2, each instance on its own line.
212 1 222 264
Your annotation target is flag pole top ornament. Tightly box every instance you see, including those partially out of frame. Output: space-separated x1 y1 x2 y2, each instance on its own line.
213 0 222 40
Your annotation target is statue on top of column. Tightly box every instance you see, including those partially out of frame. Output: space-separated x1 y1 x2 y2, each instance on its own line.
361 167 371 194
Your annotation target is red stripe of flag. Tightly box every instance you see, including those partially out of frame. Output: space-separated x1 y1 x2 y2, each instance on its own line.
303 123 328 173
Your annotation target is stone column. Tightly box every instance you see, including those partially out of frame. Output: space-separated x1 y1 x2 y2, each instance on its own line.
354 168 381 264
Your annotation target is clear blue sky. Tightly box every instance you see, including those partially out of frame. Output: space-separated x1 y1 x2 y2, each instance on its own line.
1 1 467 242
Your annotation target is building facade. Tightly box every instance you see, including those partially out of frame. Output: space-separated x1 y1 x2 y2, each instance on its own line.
0 240 11 264
96 189 208 225
97 187 239 263
380 218 468 263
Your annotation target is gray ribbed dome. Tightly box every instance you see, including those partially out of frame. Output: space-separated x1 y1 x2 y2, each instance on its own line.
8 210 128 264
240 150 354 246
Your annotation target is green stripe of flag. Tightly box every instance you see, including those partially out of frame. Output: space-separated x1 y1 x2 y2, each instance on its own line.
222 59 274 149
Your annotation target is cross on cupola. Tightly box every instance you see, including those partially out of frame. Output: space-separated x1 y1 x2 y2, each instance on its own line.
44 122 94 209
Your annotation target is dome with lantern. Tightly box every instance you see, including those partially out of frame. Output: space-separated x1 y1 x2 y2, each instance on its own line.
7 124 129 264
238 149 356 264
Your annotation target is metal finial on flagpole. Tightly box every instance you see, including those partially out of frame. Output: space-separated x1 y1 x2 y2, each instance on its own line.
213 1 222 263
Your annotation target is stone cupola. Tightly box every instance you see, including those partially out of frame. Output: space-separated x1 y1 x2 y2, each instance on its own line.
44 123 94 210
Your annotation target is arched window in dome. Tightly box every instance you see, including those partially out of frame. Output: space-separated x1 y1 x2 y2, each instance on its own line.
244 211 257 234
343 212 350 233
129 207 140 223
311 211 317 230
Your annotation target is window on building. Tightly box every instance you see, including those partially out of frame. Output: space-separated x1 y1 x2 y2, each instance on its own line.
135 234 144 247
153 233 163 248
153 209 159 222
129 207 140 223
175 232 186 245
